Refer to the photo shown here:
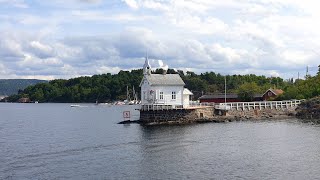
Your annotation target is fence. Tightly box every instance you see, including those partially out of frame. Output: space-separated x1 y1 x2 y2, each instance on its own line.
216 100 302 111
140 100 302 111
140 102 215 111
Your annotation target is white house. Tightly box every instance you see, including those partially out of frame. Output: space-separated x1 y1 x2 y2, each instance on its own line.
139 57 193 108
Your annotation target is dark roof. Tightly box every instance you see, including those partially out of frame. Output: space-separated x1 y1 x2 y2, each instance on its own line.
199 94 238 99
146 74 185 86
199 93 262 99
263 88 284 96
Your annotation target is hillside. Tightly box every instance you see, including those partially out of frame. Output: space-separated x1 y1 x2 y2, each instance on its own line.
1 69 289 103
0 79 47 95
2 66 320 103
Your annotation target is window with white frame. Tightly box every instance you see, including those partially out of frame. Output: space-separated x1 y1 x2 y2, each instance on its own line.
172 91 176 100
160 92 164 100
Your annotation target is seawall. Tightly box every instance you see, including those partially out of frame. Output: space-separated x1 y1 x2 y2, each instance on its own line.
139 107 216 125
226 107 296 121
138 105 298 125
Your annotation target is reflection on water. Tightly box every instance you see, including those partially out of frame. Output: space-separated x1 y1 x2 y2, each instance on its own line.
1 103 320 179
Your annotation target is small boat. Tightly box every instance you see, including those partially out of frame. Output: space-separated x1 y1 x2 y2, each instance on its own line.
70 104 80 107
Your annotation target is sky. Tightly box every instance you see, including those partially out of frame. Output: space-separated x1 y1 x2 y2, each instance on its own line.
0 0 319 80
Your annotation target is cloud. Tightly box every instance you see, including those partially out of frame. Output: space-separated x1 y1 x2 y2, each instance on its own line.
0 0 320 80
123 0 138 9
0 0 28 8
78 0 101 3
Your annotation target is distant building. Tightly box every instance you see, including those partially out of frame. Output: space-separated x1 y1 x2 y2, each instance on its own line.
0 96 7 101
199 93 263 103
18 98 31 103
140 57 193 108
262 88 284 101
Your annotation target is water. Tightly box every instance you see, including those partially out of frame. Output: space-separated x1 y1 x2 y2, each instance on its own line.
1 103 320 179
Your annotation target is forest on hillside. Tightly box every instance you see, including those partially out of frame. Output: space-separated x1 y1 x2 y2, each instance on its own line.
0 79 47 95
2 66 320 103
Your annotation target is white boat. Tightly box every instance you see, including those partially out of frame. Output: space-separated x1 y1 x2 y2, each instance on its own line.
70 104 80 107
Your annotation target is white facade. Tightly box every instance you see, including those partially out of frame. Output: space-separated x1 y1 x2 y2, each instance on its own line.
140 58 192 107
183 88 193 108
141 81 184 105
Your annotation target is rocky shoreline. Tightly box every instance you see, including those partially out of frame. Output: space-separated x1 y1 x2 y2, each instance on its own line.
118 98 320 126
119 107 298 126
296 97 320 123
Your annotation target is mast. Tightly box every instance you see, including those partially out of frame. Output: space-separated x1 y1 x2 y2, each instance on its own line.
132 86 136 101
126 86 131 101
224 75 227 104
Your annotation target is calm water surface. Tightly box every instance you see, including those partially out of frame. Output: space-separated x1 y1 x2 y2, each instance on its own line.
1 103 320 179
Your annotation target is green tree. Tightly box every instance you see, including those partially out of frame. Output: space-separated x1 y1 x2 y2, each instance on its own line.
237 82 261 101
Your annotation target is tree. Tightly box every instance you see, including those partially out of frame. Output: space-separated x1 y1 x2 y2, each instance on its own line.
237 82 261 101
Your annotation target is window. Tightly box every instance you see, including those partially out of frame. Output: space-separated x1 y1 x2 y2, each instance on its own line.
160 92 164 100
143 91 147 100
172 91 176 100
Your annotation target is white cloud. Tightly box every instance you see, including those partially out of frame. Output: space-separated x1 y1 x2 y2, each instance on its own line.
0 0 28 8
30 41 53 55
0 63 8 75
78 0 101 3
123 0 138 9
1 0 320 80
96 66 121 74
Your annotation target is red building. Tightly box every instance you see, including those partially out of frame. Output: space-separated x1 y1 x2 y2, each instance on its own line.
262 88 284 101
199 93 263 103
199 94 239 103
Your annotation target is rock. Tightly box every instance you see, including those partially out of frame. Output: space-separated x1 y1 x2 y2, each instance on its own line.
296 97 320 123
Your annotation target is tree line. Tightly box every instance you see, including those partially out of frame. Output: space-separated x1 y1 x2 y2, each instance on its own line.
2 66 320 103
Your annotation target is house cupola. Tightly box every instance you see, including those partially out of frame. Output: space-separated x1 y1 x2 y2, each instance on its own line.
143 56 151 75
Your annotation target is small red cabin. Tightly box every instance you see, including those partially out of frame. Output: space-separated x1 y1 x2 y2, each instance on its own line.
262 88 284 101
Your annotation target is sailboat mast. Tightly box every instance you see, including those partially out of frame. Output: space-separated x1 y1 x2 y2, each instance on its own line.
132 86 136 101
224 75 227 104
127 86 131 101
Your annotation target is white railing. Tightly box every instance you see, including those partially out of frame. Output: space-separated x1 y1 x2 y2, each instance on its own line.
140 102 215 111
140 104 184 111
188 101 215 107
216 100 302 111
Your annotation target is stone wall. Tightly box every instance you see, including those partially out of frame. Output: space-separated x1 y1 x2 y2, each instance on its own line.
139 107 215 125
139 106 297 125
226 107 296 120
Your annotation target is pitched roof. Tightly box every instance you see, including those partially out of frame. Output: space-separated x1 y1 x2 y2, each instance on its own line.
146 74 185 86
183 88 193 95
199 93 262 99
263 88 284 96
273 89 284 95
